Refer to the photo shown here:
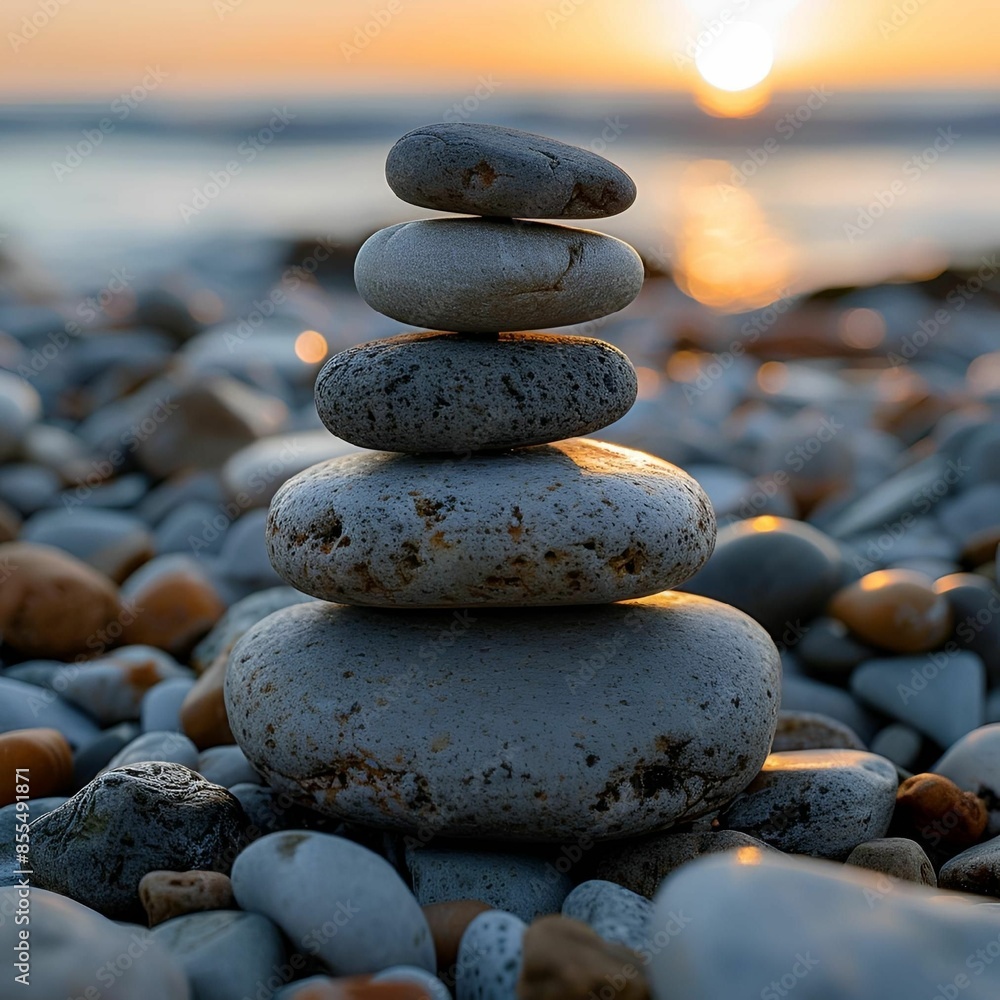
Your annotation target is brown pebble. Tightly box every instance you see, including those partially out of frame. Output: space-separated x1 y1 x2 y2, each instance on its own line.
278 977 431 1000
518 915 650 1000
139 869 235 926
121 556 226 657
422 899 492 974
961 526 1000 568
0 728 73 806
893 772 988 853
0 499 21 543
0 542 122 658
828 569 953 653
180 651 234 749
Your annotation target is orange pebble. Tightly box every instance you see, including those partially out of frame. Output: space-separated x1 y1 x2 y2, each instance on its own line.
180 652 234 749
0 728 73 806
828 569 953 653
422 899 492 974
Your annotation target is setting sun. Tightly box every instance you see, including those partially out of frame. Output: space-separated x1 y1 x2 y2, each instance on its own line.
695 21 775 92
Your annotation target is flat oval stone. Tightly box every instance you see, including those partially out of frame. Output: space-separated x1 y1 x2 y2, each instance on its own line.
225 593 780 840
354 219 644 332
385 122 636 219
266 439 715 608
315 332 637 453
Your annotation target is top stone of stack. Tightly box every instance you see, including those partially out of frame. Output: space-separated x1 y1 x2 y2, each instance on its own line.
385 122 637 219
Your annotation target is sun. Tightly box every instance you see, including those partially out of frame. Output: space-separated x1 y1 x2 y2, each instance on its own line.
695 21 774 92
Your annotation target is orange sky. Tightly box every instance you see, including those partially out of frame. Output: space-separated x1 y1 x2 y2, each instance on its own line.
1 0 998 99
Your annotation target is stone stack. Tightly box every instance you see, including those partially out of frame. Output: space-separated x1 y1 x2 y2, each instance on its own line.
225 123 781 842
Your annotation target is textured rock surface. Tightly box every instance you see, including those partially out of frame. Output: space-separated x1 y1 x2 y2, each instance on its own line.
226 594 780 840
354 219 644 332
266 439 716 607
385 122 636 219
29 762 250 918
719 750 898 858
315 331 637 453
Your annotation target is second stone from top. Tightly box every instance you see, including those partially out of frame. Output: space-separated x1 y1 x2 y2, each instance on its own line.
385 122 637 219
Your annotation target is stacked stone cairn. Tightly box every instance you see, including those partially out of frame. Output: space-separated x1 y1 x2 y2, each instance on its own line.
226 123 781 844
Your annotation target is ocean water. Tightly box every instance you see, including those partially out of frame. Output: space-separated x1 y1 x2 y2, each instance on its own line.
2 91 999 304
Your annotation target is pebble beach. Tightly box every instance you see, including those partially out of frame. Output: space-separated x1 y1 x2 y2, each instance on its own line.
2 114 1000 1000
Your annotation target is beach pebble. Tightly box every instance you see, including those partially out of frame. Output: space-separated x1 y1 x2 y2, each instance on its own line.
142 676 198 731
407 847 572 922
455 911 526 1000
228 782 338 836
21 507 154 583
181 653 236 749
226 593 779 840
829 569 953 653
316 332 637 453
719 750 898 858
385 122 636 219
8 647 191 726
519 917 650 1000
140 869 236 926
221 429 362 510
29 762 250 918
934 725 1000 836
216 508 285 594
679 516 843 638
796 616 877 684
231 830 435 974
845 837 937 886
106 730 200 770
851 652 985 748
0 541 122 658
648 849 1000 1000
0 676 101 747
197 744 260 787
0 728 72 806
423 900 492 974
354 219 643 332
0 370 41 459
771 711 866 752
71 721 140 788
0 497 21 542
939 836 1000 896
780 675 878 741
560 880 653 953
935 573 1000 683
584 830 777 898
0 886 188 999
373 966 452 1000
151 909 287 999
869 723 924 771
0 463 61 515
121 553 227 656
893 772 988 855
266 439 715 607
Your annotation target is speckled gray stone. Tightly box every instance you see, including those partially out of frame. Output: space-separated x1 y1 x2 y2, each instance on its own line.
845 838 936 886
266 439 715 608
29 762 250 919
456 911 526 1000
354 219 644 332
719 750 898 859
771 711 866 753
225 593 780 840
315 331 637 454
561 880 653 953
105 730 200 771
230 830 435 974
407 847 572 922
939 835 1000 895
150 909 287 1000
385 122 637 219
